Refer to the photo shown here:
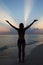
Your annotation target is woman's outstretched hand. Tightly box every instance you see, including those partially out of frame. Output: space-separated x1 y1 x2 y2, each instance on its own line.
33 19 38 22
5 20 9 23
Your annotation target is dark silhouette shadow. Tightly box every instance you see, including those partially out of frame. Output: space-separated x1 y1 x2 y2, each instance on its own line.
5 19 38 63
25 44 43 65
0 46 8 51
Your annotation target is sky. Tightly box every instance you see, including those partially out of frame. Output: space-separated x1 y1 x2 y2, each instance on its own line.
0 0 43 33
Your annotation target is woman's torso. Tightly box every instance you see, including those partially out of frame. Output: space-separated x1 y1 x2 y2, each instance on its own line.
18 29 25 40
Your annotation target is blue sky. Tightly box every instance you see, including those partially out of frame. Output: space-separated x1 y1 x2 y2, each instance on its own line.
30 0 43 20
0 0 43 32
2 0 24 22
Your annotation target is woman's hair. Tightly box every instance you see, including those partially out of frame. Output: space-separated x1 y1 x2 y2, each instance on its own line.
19 23 24 29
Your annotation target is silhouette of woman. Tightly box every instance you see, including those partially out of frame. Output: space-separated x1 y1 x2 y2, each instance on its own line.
5 19 38 63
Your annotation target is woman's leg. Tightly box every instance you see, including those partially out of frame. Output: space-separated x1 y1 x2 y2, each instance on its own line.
22 44 25 62
18 43 21 62
19 46 21 62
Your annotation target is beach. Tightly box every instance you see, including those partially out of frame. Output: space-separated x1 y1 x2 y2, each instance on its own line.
0 0 43 64
0 42 43 65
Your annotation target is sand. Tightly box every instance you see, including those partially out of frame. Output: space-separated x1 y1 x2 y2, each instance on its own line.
0 42 43 65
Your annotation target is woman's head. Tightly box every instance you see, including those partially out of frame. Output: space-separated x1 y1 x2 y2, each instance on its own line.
19 23 24 29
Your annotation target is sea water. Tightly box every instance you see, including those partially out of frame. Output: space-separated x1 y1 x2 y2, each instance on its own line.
0 34 43 47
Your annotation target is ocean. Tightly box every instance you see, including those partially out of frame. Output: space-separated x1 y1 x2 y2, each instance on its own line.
0 34 43 47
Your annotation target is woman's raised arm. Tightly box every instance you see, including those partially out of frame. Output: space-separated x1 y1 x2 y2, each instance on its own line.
24 19 38 30
5 20 19 30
